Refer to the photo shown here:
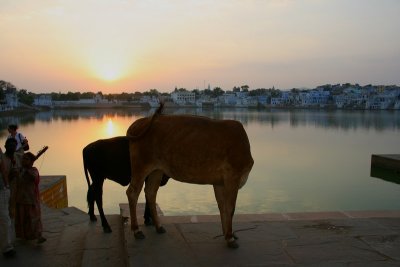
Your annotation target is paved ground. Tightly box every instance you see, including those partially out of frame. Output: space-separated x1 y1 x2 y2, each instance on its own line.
1 205 400 267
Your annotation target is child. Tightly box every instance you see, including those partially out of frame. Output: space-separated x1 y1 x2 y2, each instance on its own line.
7 124 29 155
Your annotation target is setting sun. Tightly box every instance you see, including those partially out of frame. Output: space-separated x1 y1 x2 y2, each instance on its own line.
97 65 122 81
85 44 132 82
91 59 128 82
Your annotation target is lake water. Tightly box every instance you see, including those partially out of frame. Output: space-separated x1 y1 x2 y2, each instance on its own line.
1 108 400 216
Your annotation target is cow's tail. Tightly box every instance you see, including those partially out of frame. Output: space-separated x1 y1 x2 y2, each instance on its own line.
153 101 164 116
127 101 164 140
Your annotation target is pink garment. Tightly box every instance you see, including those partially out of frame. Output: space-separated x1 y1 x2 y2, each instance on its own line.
15 167 43 240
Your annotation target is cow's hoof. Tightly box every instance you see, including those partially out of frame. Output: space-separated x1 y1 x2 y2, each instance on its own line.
233 233 239 240
156 226 166 234
227 240 239 249
134 231 145 239
103 226 112 233
89 215 97 222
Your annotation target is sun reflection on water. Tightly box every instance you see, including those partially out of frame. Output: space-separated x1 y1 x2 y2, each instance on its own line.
106 118 115 137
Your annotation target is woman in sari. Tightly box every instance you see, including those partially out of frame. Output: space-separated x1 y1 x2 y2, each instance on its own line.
15 152 46 243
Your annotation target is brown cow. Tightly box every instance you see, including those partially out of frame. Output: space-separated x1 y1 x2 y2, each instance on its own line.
126 104 254 248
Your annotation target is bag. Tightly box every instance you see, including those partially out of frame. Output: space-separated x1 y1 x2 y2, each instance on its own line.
18 133 30 151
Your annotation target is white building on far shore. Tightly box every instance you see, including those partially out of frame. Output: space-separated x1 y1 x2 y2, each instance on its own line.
6 92 19 108
171 91 196 105
34 95 53 107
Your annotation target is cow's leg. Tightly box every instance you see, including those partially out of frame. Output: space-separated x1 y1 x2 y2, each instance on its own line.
222 183 239 249
126 177 146 239
213 184 227 237
93 180 112 233
144 170 165 234
87 184 97 222
215 181 239 249
143 174 170 226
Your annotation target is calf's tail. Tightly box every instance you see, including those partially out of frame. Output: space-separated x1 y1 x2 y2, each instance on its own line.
83 150 93 207
83 151 91 188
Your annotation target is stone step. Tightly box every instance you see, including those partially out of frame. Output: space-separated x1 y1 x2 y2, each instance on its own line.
53 203 154 267
0 205 90 267
3 204 400 266
1 204 150 266
49 206 90 266
119 202 164 223
54 218 88 266
123 222 200 267
78 202 165 267
120 203 202 267
81 215 127 267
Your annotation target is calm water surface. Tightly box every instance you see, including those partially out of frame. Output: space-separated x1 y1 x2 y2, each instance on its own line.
1 108 399 215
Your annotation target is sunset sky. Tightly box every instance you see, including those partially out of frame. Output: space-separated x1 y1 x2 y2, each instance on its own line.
1 0 399 94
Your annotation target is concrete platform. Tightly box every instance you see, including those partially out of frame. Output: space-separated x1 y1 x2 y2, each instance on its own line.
371 154 400 172
39 175 68 208
2 204 400 266
371 154 400 184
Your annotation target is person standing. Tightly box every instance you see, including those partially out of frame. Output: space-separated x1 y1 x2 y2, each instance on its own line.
14 152 46 244
0 138 19 257
7 124 29 156
2 138 20 224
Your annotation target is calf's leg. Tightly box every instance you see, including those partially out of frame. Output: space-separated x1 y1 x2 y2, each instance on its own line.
87 185 97 222
143 198 152 226
93 181 112 233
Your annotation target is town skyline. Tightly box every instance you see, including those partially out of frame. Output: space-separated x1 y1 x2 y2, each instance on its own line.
2 79 399 111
